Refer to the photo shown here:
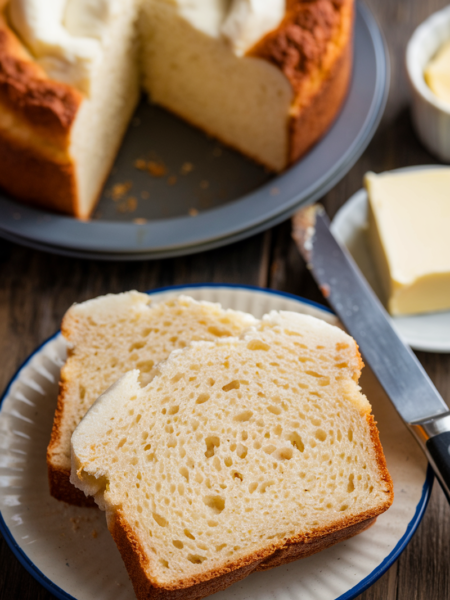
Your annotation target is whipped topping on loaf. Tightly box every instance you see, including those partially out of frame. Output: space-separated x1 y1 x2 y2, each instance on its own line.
8 0 285 95
222 0 285 56
174 0 286 54
8 0 124 94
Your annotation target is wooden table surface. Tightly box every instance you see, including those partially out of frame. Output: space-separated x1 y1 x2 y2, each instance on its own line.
1 1 449 598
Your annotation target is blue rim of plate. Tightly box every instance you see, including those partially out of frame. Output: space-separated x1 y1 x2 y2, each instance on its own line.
0 284 433 600
0 2 390 261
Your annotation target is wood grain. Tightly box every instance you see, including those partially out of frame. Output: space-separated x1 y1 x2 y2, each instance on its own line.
1 1 450 598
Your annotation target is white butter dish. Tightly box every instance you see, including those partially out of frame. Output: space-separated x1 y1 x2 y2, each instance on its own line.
332 165 450 353
406 6 450 162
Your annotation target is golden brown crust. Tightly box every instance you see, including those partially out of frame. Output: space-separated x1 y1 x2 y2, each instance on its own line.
0 15 81 143
288 22 352 162
47 372 98 507
0 12 83 216
255 516 376 571
47 365 71 472
111 508 388 600
109 410 393 600
110 511 266 600
47 312 91 505
48 462 97 508
251 0 352 99
0 128 80 214
250 0 354 166
366 413 395 506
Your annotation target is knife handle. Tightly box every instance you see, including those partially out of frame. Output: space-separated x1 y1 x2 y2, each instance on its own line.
426 432 450 503
410 413 450 503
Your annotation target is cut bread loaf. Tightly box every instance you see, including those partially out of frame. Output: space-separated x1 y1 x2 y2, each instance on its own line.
0 0 354 217
71 310 393 600
47 292 257 506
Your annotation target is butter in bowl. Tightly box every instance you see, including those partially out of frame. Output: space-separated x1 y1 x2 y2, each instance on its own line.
424 40 450 105
406 6 450 161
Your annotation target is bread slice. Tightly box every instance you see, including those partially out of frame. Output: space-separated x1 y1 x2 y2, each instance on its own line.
71 311 393 600
47 292 257 506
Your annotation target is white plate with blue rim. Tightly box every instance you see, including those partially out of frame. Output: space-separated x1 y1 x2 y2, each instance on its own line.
0 284 431 600
331 165 450 353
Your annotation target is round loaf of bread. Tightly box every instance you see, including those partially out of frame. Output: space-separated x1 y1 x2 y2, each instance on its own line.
0 0 353 217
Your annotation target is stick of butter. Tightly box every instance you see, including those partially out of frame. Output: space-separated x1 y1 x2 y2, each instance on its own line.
365 169 450 316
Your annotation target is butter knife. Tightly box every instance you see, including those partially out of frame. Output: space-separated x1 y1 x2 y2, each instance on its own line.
292 204 450 502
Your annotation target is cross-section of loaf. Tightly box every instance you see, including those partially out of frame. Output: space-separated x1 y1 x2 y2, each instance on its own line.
71 311 393 600
47 291 257 506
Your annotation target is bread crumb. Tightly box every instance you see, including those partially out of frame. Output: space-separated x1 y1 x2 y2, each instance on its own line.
112 182 132 201
127 197 137 211
320 284 330 298
70 517 81 532
134 218 147 225
270 187 280 196
189 208 199 217
181 162 194 175
200 180 209 189
148 161 167 177
92 529 98 539
117 196 138 213
141 191 150 199
167 175 177 186
135 159 147 170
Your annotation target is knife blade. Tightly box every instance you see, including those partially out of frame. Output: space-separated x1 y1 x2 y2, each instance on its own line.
292 204 450 502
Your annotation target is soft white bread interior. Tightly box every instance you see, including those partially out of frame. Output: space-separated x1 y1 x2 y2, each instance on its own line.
47 292 257 505
140 0 293 172
71 311 393 600
69 0 141 218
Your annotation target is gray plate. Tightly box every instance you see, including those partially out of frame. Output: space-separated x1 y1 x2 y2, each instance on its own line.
0 3 389 261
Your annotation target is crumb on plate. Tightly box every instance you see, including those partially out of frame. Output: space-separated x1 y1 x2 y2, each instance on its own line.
112 182 132 201
148 161 167 177
181 162 194 175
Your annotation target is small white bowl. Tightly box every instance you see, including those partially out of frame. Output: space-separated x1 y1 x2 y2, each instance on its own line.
406 6 450 162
